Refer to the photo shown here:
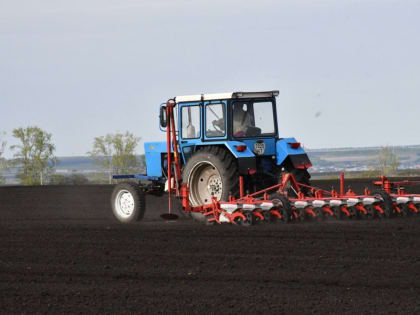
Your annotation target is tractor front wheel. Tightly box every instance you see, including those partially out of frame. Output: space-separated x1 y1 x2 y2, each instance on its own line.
111 182 146 223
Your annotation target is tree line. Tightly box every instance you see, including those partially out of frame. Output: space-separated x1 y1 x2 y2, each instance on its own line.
0 126 403 186
0 127 143 185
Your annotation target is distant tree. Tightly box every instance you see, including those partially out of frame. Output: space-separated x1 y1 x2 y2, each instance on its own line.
49 173 90 185
364 146 400 177
378 146 400 176
10 127 58 185
88 132 141 183
0 132 7 184
90 172 111 184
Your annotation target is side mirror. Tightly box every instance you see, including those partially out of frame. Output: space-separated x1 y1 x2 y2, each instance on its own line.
159 106 167 128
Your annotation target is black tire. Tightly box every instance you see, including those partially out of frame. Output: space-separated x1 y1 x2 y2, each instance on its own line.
402 203 415 217
182 146 239 207
334 206 347 220
262 210 275 223
111 182 145 223
401 204 412 217
373 190 394 218
315 208 325 221
400 204 409 217
269 193 292 223
365 205 376 220
304 209 316 221
241 211 255 226
296 208 305 222
356 207 367 220
348 206 357 219
335 207 342 220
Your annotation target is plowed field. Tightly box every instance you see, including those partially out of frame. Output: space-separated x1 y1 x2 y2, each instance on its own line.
1 182 420 314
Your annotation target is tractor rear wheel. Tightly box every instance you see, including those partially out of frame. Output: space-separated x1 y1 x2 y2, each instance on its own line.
182 147 239 224
111 182 145 223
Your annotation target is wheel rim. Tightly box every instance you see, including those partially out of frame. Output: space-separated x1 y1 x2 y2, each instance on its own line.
115 189 135 218
188 161 223 206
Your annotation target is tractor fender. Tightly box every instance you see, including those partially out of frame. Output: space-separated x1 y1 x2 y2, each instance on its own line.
195 141 255 159
276 138 312 169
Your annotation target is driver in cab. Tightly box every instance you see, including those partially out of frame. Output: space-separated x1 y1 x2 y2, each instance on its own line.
233 103 252 137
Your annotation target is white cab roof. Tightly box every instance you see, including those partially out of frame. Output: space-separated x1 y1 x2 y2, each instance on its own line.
175 90 279 103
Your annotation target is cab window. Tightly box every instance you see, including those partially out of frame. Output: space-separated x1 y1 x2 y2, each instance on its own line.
206 103 226 138
232 101 275 137
181 106 200 139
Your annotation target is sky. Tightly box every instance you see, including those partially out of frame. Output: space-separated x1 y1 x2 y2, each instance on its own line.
1 0 419 157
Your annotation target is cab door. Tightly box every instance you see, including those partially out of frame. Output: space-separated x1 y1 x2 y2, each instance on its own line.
178 102 202 163
203 100 227 141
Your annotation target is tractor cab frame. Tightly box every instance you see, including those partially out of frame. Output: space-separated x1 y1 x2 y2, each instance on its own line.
176 92 279 165
156 91 311 178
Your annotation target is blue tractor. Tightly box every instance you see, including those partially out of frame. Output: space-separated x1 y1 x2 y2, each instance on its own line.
111 90 312 223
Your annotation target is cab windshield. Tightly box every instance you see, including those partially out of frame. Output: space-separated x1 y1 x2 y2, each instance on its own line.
232 100 275 138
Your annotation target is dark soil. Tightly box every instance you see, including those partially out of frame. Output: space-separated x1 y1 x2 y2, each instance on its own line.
1 183 420 314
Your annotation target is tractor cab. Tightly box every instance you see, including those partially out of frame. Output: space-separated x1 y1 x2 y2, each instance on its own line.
176 91 280 162
174 90 310 172
177 91 278 137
